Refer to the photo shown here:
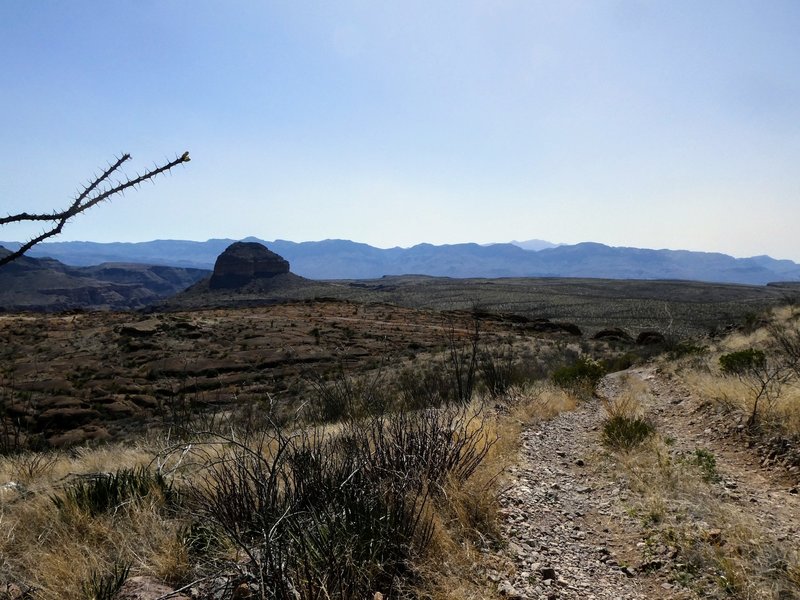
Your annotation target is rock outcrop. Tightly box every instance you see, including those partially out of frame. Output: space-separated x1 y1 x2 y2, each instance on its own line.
0 252 208 312
209 242 290 289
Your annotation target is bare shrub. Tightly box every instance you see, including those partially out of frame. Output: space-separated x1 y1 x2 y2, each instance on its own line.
719 348 791 428
181 404 495 599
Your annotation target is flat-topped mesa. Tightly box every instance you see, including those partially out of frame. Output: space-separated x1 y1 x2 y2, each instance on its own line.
209 241 290 289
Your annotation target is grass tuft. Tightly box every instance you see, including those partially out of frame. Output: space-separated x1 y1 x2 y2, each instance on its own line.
82 560 130 600
602 415 654 450
51 466 175 517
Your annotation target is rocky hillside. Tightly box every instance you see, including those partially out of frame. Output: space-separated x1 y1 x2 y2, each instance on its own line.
0 246 208 311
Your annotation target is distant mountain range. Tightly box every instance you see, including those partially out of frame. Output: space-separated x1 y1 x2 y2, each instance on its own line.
2 238 799 286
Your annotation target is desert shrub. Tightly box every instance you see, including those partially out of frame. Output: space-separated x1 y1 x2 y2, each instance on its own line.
666 340 708 360
602 415 654 450
396 324 483 409
305 367 388 422
478 349 519 398
551 357 606 393
718 347 790 428
10 450 59 481
769 318 800 377
52 466 176 517
396 362 453 410
444 319 480 404
178 519 229 557
184 405 495 599
602 352 637 374
719 348 766 375
689 448 720 483
0 387 38 456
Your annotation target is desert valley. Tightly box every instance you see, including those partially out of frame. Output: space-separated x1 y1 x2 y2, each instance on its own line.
1 240 799 600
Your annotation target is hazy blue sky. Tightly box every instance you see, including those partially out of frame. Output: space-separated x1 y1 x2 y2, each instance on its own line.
2 2 799 259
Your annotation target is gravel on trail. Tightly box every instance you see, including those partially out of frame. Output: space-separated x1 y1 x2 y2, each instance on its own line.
489 365 800 599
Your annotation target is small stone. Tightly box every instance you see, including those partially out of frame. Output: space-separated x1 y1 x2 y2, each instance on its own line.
706 528 723 544
4 583 29 600
498 581 522 599
114 576 191 600
508 541 525 557
540 567 557 581
232 583 253 599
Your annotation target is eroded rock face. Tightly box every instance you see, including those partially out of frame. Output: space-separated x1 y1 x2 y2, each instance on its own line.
209 242 290 289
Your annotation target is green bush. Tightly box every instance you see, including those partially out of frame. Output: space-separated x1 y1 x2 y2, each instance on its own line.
689 448 720 483
719 348 765 375
551 357 606 390
667 341 708 360
602 352 637 374
602 415 654 450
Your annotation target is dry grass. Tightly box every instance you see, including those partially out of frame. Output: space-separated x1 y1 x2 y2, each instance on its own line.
413 383 577 600
602 374 649 419
666 305 800 436
613 306 800 596
0 443 187 599
617 435 800 598
686 370 800 436
0 320 589 599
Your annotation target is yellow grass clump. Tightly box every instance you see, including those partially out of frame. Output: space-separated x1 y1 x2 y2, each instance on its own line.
0 444 188 599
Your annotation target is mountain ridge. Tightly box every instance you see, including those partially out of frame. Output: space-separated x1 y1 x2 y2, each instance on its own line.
2 238 798 286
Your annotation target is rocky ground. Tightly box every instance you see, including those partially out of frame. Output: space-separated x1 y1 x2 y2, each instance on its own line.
0 303 587 449
490 366 800 599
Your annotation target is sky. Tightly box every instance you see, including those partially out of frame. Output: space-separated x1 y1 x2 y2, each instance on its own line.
1 1 799 260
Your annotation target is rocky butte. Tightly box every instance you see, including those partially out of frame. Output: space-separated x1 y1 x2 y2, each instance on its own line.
208 241 290 289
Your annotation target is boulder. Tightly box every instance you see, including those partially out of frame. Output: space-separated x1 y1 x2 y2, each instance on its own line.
114 576 190 600
593 328 633 343
119 319 162 336
526 319 582 336
636 330 666 345
209 242 290 289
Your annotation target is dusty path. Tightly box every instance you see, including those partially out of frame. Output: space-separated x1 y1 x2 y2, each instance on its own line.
492 383 691 599
492 365 800 599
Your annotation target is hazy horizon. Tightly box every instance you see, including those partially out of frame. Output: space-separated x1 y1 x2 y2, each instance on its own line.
4 235 799 263
2 2 799 260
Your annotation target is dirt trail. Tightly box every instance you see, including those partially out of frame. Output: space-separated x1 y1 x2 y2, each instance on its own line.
492 366 800 599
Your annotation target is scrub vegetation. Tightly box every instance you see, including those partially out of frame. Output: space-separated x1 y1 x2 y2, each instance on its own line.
2 290 800 598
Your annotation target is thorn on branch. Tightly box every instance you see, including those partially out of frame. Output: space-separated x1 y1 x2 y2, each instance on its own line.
0 150 190 266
